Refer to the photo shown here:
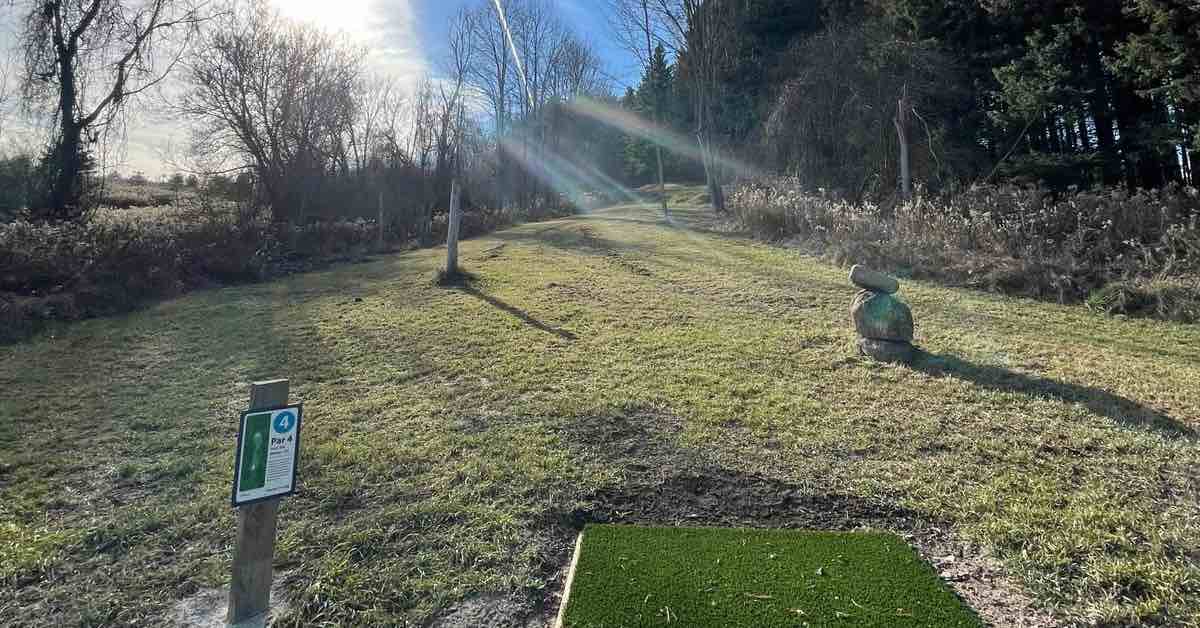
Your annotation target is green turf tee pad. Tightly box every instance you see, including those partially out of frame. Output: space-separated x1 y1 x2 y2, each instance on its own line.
559 525 981 628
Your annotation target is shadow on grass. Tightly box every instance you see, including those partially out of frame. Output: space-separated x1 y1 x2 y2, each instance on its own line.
434 267 480 287
454 284 577 341
553 409 923 531
911 351 1195 439
490 222 657 257
578 214 674 227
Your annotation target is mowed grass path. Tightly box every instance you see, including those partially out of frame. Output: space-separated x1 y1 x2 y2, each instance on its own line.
2 199 1198 626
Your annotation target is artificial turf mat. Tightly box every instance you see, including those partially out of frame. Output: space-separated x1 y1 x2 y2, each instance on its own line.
559 525 981 628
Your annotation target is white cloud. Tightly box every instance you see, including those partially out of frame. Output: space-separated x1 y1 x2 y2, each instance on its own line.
281 0 426 83
0 0 427 177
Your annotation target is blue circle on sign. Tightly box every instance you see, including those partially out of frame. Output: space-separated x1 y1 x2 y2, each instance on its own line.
273 411 296 434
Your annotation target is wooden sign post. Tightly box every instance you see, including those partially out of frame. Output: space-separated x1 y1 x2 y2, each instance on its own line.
227 379 301 627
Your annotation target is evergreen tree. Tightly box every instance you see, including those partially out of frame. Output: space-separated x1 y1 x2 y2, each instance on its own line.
623 45 676 183
701 0 1200 190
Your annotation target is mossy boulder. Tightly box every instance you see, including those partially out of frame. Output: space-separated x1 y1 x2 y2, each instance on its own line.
859 338 916 363
850 290 914 342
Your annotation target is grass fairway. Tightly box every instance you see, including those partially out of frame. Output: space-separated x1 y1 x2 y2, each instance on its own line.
560 524 981 628
1 193 1199 626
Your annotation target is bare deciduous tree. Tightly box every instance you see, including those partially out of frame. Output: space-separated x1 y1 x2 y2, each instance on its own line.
183 2 361 222
607 0 734 212
17 0 204 219
606 0 668 215
556 38 602 98
466 0 514 209
433 8 475 205
346 74 401 174
442 7 475 270
676 0 734 212
0 63 10 143
445 0 607 213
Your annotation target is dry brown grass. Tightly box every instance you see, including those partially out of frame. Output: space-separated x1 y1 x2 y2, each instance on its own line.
729 178 1200 322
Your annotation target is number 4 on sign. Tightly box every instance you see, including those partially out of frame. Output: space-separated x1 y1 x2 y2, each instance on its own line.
273 411 296 434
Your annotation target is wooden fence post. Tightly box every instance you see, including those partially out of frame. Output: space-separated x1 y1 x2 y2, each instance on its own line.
227 379 289 627
447 179 461 275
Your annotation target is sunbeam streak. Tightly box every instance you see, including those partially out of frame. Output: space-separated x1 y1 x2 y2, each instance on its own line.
567 97 761 179
499 136 644 211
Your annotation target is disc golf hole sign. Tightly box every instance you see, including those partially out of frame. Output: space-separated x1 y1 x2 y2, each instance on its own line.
232 405 302 506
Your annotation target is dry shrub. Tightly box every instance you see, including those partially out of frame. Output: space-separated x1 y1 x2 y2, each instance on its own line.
1 196 553 343
729 177 1200 322
1086 278 1200 323
2 204 371 343
1 207 258 342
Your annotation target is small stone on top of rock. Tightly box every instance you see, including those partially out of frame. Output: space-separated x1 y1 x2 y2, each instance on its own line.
850 264 899 294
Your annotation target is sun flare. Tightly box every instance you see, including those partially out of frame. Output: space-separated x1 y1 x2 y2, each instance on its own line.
273 0 373 37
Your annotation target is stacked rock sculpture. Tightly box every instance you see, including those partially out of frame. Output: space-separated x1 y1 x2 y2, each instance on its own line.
849 265 915 363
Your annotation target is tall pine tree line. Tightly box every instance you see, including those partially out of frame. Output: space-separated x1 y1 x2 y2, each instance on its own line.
634 0 1199 194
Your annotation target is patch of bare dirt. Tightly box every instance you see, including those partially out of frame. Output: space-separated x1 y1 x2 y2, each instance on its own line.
428 593 544 628
172 580 292 628
174 585 292 628
173 588 228 628
534 410 1059 628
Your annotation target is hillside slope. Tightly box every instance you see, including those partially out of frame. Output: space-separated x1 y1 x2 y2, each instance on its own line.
2 198 1198 626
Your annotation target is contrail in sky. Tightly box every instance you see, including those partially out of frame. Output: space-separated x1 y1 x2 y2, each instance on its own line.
490 0 534 110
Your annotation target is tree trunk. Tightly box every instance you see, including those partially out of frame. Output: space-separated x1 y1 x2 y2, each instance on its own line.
377 188 385 251
698 133 725 212
654 144 667 215
1064 113 1079 153
522 122 530 210
495 92 507 211
50 123 84 219
894 85 911 201
1045 111 1063 154
1086 36 1121 185
642 0 667 219
708 166 725 212
1076 109 1091 152
49 49 84 220
1028 121 1046 153
1159 99 1182 184
1186 147 1196 187
1115 86 1167 189
1183 104 1199 187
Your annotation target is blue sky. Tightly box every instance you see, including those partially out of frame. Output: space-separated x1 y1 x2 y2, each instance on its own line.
411 0 641 89
0 0 642 176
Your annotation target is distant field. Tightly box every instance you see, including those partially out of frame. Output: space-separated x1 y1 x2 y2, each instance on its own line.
94 181 196 210
91 203 204 226
1 192 1197 626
